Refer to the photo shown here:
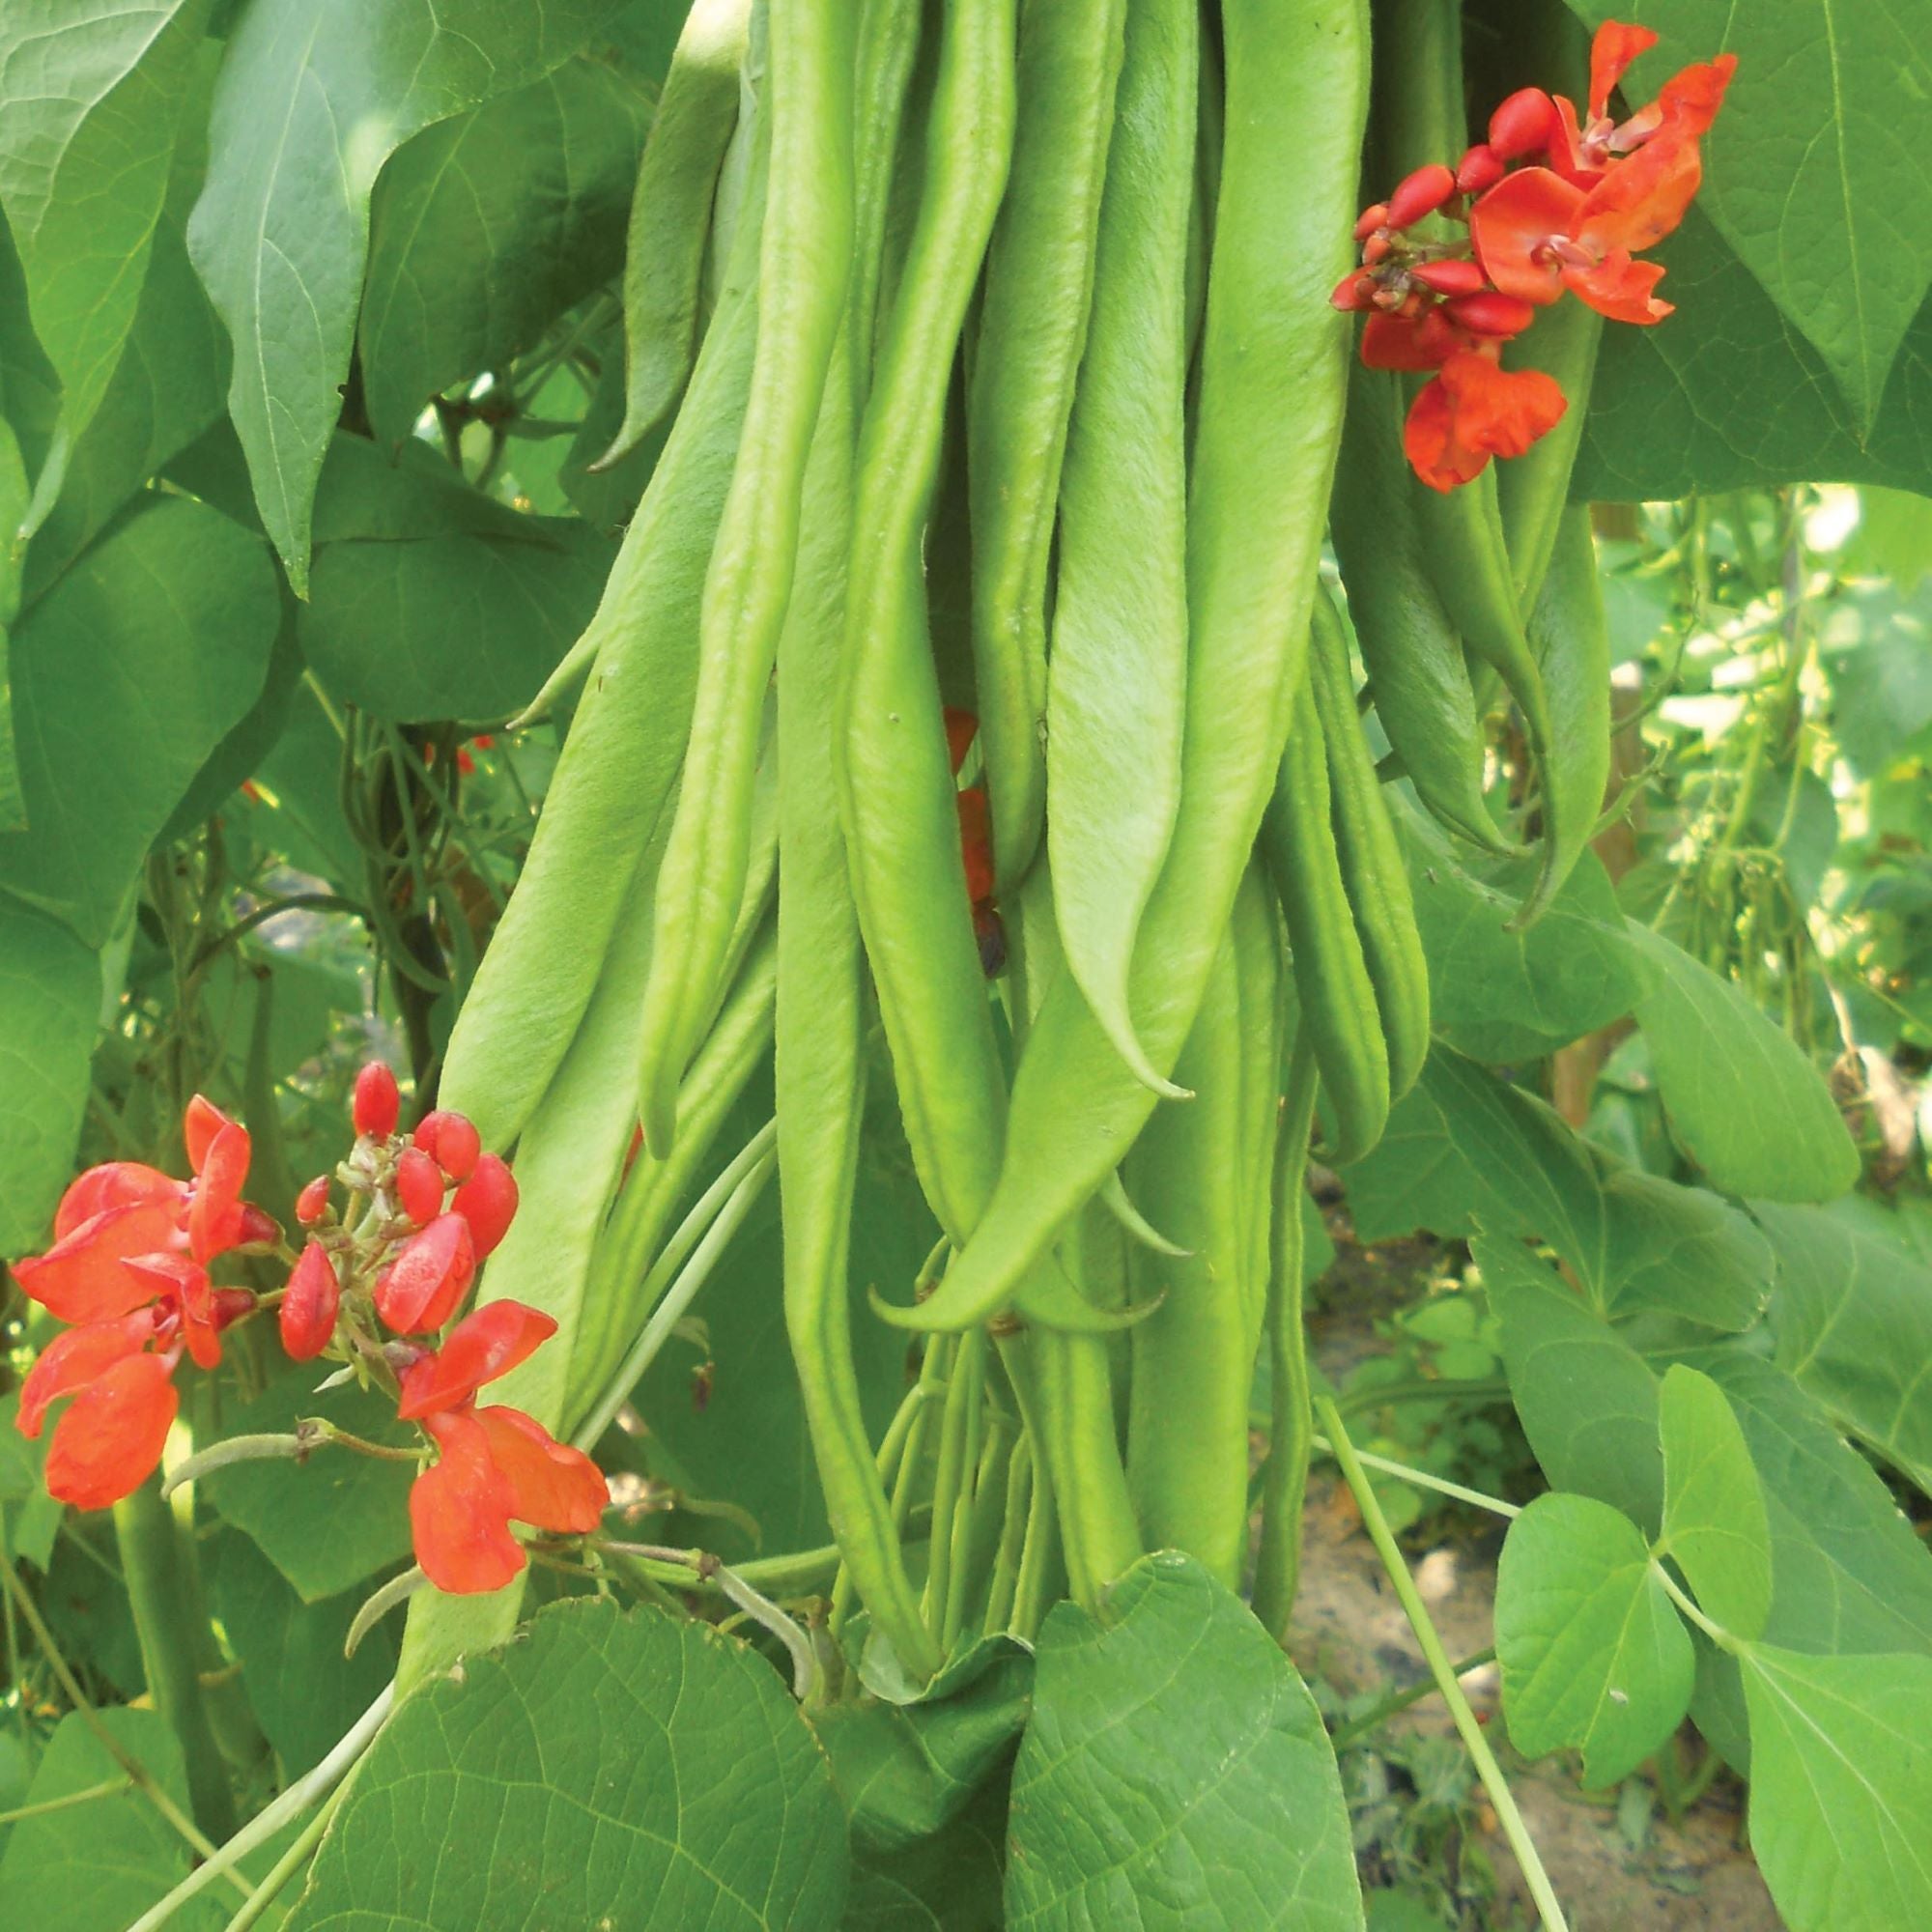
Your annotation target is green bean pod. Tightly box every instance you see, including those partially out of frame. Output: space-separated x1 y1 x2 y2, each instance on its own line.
440 128 769 1151
846 0 922 402
969 0 1126 889
1125 865 1278 1588
893 0 1367 1332
1046 0 1195 1095
636 0 857 1152
1262 670 1389 1167
1306 583 1433 1101
598 0 752 470
1498 298 1601 612
564 914 779 1432
1522 506 1612 926
837 0 1016 1246
1331 358 1511 855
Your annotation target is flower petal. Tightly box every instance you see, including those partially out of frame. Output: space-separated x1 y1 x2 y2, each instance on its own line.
411 1410 524 1594
43 1353 179 1510
373 1213 477 1335
474 1407 608 1534
188 1121 252 1264
396 1299 558 1419
1469 167 1583 304
1589 20 1659 122
54 1164 181 1241
1403 374 1490 492
1360 308 1462 372
125 1254 223 1370
1438 352 1569 462
13 1201 184 1323
1562 248 1672 324
18 1314 154 1435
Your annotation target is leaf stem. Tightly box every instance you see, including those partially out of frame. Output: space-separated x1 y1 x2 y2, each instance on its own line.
1310 1434 1521 1520
0 1775 135 1827
1329 1647 1498 1751
1318 1397 1569 1932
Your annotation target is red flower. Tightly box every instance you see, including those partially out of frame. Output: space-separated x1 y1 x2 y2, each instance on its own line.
372 1212 476 1334
412 1110 481 1182
1403 352 1568 493
13 1098 269 1324
279 1241 341 1362
16 1264 255 1509
395 1301 607 1593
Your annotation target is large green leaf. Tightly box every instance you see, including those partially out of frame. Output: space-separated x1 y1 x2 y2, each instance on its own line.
297 434 612 723
844 1772 1009 1932
360 54 656 445
205 1364 416 1604
0 896 98 1255
1827 582 1932 781
20 79 227 606
0 1708 219 1931
0 496 279 945
1578 213 1932 500
0 0 212 491
211 1528 399 1780
185 0 627 588
288 1597 849 1931
1401 812 1648 1064
1351 1048 1769 1330
1623 923 1859 1202
1741 1646 1932 1932
1494 1492 1692 1788
1568 1 1932 433
1756 1200 1932 1498
1658 1364 1771 1641
1006 1552 1362 1931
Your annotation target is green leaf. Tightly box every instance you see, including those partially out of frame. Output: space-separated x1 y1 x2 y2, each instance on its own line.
1846 486 1932 593
0 1390 61 1571
19 78 228 606
1401 809 1649 1063
1483 1236 1666 1529
0 0 213 485
1741 1646 1932 1932
0 1708 216 1931
1623 923 1859 1202
1825 583 1932 781
1005 1551 1362 1931
816 1634 1032 1855
1568 2 1932 433
1757 1199 1932 1497
297 435 613 723
1577 213 1932 501
185 0 628 587
1494 1492 1692 1788
205 1365 416 1603
844 1771 1009 1932
1351 1048 1769 1330
1658 1364 1772 1641
0 896 97 1254
211 1529 399 1779
360 54 656 445
288 1597 849 1931
0 496 280 945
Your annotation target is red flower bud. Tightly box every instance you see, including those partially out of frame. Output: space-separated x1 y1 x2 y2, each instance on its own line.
295 1175 330 1226
213 1288 258 1330
1352 202 1390 242
452 1154 519 1260
279 1242 340 1361
1385 164 1457 231
395 1147 445 1226
234 1203 281 1251
1444 290 1538 337
1361 233 1393 265
1455 143 1506 195
1410 258 1489 297
1330 270 1376 311
1489 88 1559 162
412 1110 481 1182
354 1063 401 1139
374 1213 476 1334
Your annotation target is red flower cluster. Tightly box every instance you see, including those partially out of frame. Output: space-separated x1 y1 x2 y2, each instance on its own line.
1332 21 1735 490
12 1063 606 1595
14 1096 273 1508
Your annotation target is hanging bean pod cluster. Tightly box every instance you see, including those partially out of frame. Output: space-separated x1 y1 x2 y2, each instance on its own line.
437 0 1638 1679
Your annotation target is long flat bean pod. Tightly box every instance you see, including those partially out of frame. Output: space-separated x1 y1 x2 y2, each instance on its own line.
599 0 751 469
1047 0 1196 1096
637 0 857 1153
889 0 1368 1331
837 0 1016 1246
969 0 1126 890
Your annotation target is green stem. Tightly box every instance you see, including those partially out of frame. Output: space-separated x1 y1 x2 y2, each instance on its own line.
1329 1647 1497 1751
114 1479 237 1840
1333 1376 1512 1418
1319 1399 1568 1932
1309 1435 1521 1520
1253 1031 1320 1641
220 1781 349 1932
922 1330 985 1637
0 1775 134 1827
